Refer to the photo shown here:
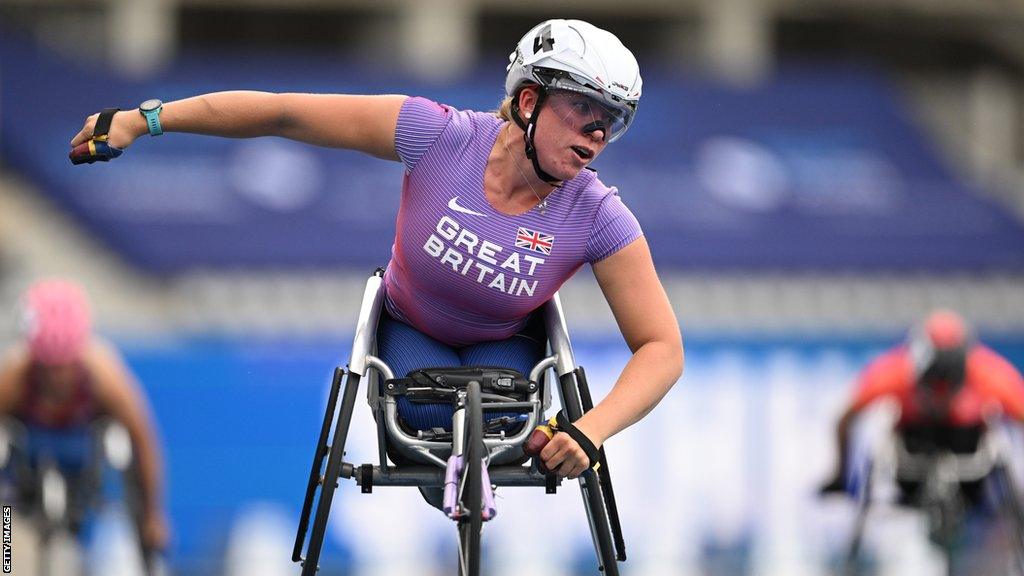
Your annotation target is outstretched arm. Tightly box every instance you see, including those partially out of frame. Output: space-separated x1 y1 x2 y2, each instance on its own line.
71 92 407 160
538 237 684 479
0 347 30 416
820 351 908 493
821 404 860 493
88 340 169 551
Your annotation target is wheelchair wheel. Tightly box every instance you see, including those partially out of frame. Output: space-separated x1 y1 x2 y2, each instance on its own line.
457 381 483 576
844 459 874 575
990 463 1024 574
927 497 960 576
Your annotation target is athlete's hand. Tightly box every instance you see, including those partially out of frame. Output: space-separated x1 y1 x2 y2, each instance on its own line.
142 509 171 551
529 418 603 480
69 110 145 163
819 474 847 496
71 110 144 150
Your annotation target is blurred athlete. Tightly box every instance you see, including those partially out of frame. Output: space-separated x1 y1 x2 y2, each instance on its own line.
821 309 1024 505
69 19 683 482
0 279 169 558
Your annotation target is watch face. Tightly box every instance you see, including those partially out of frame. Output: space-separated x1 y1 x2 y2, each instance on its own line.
140 99 163 112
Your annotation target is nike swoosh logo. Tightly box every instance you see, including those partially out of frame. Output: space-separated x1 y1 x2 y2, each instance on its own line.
448 196 487 217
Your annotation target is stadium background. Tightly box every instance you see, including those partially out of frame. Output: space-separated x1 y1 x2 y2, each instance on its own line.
3 1 1024 574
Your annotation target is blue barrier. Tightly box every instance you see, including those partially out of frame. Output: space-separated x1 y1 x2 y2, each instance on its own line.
106 334 1024 572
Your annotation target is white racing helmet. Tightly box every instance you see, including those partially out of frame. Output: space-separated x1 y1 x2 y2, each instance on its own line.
505 19 642 144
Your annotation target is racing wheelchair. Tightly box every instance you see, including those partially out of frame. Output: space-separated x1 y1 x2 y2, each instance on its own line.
293 268 626 575
0 417 162 576
845 420 1024 576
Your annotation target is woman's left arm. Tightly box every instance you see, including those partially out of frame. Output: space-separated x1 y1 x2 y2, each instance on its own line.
539 237 683 477
579 236 683 441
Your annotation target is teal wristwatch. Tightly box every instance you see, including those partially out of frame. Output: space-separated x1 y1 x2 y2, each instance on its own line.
139 99 164 136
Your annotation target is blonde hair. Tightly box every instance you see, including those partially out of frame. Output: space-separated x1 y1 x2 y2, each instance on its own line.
495 83 542 122
494 96 515 122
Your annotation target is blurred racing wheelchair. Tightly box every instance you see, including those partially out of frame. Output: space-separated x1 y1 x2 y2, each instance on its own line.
845 420 1024 576
293 268 626 575
0 417 162 576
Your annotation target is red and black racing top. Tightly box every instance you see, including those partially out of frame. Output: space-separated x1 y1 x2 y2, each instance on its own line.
15 361 100 429
851 344 1024 427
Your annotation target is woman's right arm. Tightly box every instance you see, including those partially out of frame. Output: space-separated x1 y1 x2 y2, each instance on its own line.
70 92 407 161
88 339 170 550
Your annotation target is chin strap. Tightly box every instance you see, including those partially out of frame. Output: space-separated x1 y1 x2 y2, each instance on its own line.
511 88 563 185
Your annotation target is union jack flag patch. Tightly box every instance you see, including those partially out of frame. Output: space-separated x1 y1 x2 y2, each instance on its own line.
515 227 554 255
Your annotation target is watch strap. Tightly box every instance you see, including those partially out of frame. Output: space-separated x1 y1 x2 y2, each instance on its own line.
140 105 163 136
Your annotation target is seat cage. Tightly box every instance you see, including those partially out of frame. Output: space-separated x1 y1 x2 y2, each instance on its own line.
353 272 565 467
892 430 998 484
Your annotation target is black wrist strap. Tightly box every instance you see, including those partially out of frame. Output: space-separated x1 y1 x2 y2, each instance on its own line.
554 410 600 468
93 108 120 140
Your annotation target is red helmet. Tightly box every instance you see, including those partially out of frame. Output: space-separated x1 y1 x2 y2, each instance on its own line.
19 279 93 366
908 310 972 387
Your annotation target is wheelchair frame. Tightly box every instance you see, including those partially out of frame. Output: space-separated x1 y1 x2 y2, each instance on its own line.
0 417 162 576
293 268 626 574
845 421 1024 576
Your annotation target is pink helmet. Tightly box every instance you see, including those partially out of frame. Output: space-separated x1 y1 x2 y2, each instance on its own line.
19 279 93 366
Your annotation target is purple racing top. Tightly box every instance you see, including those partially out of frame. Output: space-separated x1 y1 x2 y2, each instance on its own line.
384 97 643 346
